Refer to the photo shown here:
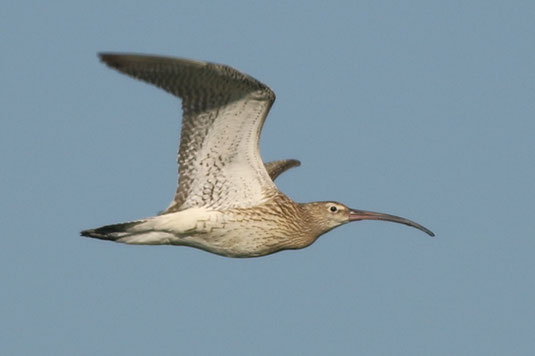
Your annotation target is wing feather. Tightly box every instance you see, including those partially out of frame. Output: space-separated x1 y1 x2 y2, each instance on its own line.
100 53 278 211
264 159 301 181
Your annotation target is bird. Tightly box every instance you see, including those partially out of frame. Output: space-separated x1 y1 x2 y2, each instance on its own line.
81 53 434 258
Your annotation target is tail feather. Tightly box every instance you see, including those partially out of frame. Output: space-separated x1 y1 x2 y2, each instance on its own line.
81 218 179 245
81 220 145 241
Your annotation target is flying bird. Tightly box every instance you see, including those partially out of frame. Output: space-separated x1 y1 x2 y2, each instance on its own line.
81 53 434 258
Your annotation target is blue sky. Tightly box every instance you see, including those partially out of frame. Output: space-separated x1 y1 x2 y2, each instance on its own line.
2 1 534 355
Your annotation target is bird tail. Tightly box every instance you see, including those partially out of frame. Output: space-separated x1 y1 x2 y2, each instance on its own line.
81 220 145 241
81 217 180 245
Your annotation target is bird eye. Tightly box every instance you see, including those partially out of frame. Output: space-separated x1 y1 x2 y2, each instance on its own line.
329 206 338 213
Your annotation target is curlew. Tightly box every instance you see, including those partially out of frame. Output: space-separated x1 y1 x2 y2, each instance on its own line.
81 53 434 258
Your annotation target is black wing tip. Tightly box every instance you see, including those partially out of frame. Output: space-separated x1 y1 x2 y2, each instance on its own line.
289 159 301 167
98 51 134 58
98 52 149 67
98 52 129 68
98 52 115 61
98 52 209 73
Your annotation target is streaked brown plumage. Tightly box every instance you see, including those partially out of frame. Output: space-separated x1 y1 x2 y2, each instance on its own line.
81 53 434 258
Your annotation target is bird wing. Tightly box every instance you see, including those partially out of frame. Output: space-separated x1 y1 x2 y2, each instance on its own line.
100 53 279 211
161 159 300 214
263 159 301 181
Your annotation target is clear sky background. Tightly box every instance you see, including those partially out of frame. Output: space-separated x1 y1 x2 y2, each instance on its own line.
2 1 534 355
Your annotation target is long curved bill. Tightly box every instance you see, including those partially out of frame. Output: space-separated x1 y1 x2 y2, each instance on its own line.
349 209 435 237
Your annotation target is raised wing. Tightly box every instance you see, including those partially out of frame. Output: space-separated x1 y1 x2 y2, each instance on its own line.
100 53 278 211
264 159 301 181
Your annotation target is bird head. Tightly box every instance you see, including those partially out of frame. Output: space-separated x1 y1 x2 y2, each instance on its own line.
304 201 434 237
